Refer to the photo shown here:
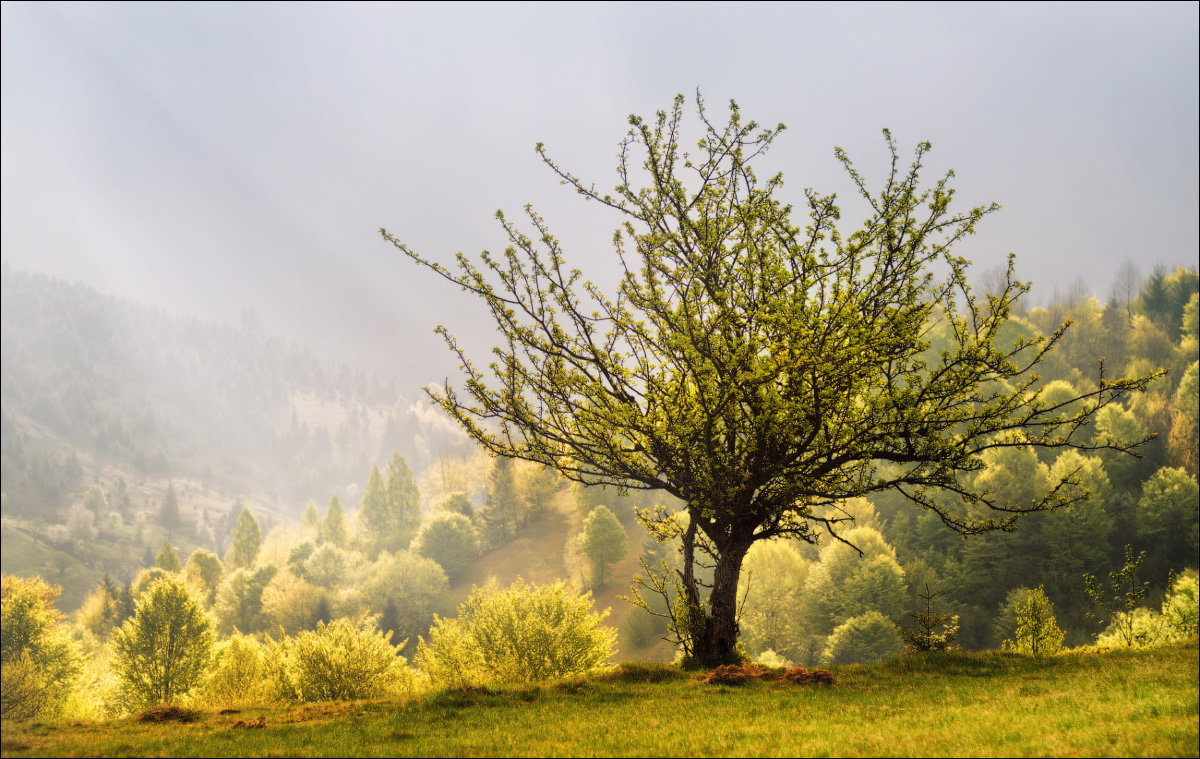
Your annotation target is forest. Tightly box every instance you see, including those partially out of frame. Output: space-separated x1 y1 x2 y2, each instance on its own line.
1 257 1196 724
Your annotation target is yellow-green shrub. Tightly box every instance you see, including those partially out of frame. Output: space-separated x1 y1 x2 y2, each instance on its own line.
417 579 615 687
266 616 412 702
196 633 274 708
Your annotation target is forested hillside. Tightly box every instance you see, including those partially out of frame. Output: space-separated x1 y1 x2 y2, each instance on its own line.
0 266 472 606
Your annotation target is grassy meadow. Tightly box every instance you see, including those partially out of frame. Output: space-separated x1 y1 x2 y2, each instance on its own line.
3 642 1196 758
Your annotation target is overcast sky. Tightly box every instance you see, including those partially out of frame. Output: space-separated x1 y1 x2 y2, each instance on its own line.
2 2 1197 388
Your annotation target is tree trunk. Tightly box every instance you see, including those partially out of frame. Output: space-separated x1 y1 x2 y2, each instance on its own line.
691 539 751 667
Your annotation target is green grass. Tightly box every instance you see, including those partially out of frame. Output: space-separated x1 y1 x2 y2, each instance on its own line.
3 643 1197 757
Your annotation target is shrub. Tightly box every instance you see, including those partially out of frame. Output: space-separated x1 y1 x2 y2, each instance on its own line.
265 616 411 702
417 579 615 687
412 512 479 580
196 633 273 708
1162 570 1199 639
112 576 212 709
1002 585 1064 657
1096 607 1171 649
0 574 84 720
821 611 904 665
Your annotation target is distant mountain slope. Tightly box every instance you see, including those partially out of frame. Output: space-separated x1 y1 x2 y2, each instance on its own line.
0 265 470 520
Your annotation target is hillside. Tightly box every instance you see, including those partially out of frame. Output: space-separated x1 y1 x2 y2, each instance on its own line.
0 267 473 606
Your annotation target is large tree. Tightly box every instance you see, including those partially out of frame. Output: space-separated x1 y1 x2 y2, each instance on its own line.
381 93 1156 665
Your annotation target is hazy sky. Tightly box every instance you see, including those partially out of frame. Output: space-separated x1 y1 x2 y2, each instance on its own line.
2 2 1197 388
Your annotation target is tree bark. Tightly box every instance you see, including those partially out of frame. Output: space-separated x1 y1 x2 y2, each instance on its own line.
691 539 751 666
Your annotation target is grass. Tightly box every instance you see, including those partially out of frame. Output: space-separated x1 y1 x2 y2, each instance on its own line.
3 642 1196 757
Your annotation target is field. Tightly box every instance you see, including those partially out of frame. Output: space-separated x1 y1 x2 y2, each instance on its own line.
3 642 1196 758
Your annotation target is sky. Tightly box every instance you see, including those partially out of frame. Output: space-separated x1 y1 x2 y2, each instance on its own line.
2 2 1197 389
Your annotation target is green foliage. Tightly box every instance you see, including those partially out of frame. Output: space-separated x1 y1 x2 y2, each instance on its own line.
1084 545 1150 647
321 495 349 548
196 633 272 709
478 456 522 547
1161 570 1199 639
356 551 447 648
261 572 332 635
112 576 212 709
896 585 960 654
1168 361 1198 476
0 574 84 720
1002 585 1064 657
160 482 180 530
155 540 182 573
412 512 479 580
228 505 262 570
383 93 1156 664
578 505 628 587
821 611 905 665
303 544 349 589
1136 467 1199 575
436 491 474 517
417 579 615 687
183 549 223 607
737 540 811 662
358 456 423 556
132 567 173 598
265 616 411 702
213 565 278 636
302 500 321 530
800 527 906 637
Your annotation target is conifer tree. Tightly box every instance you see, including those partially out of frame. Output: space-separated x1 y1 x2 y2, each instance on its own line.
302 501 321 531
385 453 422 551
228 505 262 569
321 495 348 548
160 483 180 530
479 456 521 545
155 540 182 573
358 465 390 555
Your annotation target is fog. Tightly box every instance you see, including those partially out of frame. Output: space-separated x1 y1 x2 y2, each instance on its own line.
2 2 1197 387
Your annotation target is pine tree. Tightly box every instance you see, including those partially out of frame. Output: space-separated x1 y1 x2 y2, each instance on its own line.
358 465 391 555
155 541 182 573
228 505 262 569
160 482 180 531
321 496 348 548
385 453 421 551
83 485 108 516
479 456 521 546
302 501 320 531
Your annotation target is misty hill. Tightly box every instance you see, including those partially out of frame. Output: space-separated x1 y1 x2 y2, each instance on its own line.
0 266 471 521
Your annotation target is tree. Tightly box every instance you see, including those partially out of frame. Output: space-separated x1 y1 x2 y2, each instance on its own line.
478 455 522 546
302 501 321 532
1002 585 1064 657
213 565 277 636
382 94 1156 664
822 611 905 665
896 584 959 654
161 482 180 531
1084 545 1150 647
228 504 262 569
385 453 422 551
0 574 83 719
112 576 212 708
577 505 628 587
436 491 474 517
412 512 479 580
155 540 182 573
184 549 224 607
321 495 348 548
